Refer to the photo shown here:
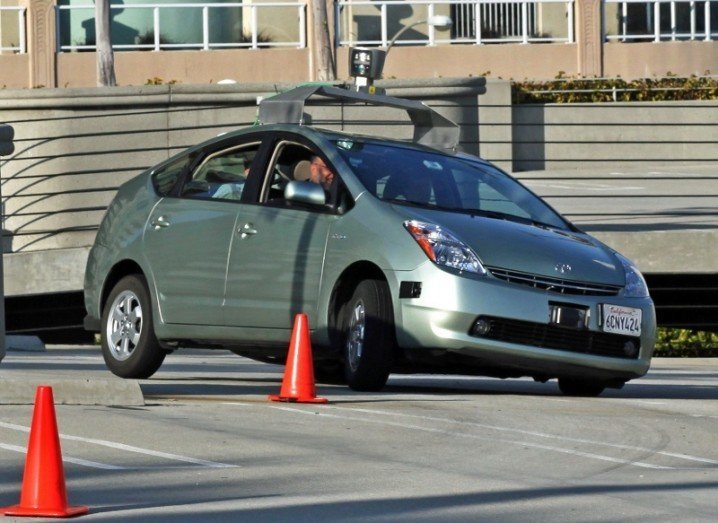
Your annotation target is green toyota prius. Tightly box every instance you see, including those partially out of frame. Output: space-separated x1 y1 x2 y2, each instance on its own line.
84 86 655 397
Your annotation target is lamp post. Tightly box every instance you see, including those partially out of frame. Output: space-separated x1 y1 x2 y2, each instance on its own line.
0 124 14 362
386 15 453 55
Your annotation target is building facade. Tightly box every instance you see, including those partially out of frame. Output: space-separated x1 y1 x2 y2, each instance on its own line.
0 0 716 88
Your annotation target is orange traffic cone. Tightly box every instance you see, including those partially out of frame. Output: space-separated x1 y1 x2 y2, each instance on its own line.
269 313 328 404
2 386 89 518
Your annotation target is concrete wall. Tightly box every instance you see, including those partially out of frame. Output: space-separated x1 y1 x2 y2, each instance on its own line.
512 101 718 171
604 41 718 79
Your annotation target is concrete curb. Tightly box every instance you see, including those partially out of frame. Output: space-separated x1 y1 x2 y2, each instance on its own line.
0 377 144 406
5 335 46 352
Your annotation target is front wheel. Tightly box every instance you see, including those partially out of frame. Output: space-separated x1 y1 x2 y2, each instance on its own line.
558 377 606 397
342 279 394 392
101 274 165 379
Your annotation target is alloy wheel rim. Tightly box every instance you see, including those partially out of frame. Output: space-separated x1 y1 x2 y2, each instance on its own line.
347 300 366 372
106 290 143 361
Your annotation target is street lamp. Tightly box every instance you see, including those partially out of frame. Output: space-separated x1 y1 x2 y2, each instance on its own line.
386 15 453 55
349 16 453 92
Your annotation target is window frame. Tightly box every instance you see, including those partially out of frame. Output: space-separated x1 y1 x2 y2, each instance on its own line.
180 141 263 203
256 134 347 214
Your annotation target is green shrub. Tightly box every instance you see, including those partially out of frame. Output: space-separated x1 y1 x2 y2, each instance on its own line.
513 73 718 104
653 328 718 357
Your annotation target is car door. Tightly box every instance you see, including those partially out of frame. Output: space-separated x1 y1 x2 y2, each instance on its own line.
223 138 336 329
143 139 263 325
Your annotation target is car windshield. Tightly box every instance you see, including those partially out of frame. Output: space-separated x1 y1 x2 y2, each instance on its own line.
334 140 569 230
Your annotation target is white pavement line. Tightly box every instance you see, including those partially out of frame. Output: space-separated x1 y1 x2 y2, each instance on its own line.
227 403 670 470
329 406 718 466
0 443 125 470
648 370 715 375
0 421 234 469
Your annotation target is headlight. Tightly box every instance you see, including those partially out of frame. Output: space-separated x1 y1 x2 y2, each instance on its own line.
404 220 486 275
617 254 649 298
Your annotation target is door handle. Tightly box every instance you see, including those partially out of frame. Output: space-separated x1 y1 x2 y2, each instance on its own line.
238 223 258 239
150 216 170 230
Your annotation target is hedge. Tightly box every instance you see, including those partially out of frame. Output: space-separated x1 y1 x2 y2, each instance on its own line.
513 73 718 104
653 328 718 357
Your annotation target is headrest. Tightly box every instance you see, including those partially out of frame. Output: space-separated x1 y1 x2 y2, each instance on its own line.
293 160 312 181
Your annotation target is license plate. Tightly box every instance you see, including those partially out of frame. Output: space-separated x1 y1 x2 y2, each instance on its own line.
602 304 642 336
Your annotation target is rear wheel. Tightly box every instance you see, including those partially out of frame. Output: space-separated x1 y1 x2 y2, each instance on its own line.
558 377 606 397
342 279 394 392
101 274 165 379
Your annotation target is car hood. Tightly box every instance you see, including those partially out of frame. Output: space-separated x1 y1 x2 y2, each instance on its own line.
398 206 625 286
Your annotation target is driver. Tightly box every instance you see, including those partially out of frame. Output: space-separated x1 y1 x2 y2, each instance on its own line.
308 155 335 191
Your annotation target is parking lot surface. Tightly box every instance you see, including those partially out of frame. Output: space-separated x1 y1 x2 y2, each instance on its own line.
2 346 718 521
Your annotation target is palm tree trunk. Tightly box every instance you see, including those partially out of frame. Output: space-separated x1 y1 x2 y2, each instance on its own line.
95 0 117 86
312 0 336 81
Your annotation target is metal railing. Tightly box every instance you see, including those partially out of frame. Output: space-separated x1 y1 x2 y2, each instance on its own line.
0 6 26 53
336 0 575 46
604 0 716 41
55 2 306 52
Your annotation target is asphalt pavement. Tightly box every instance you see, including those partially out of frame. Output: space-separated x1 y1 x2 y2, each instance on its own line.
1 346 718 521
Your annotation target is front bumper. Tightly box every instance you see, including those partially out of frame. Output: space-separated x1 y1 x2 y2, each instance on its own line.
390 263 656 382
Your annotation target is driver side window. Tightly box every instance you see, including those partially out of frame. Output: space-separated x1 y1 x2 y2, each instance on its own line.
182 142 260 201
262 141 315 203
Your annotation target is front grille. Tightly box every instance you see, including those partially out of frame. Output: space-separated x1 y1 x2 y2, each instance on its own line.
472 316 640 359
487 267 622 296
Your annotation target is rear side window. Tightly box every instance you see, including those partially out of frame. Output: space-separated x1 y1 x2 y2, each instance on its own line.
151 155 191 196
181 142 260 202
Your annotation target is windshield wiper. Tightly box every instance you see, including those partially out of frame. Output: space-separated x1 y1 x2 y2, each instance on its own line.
461 208 524 222
462 209 564 230
384 198 429 209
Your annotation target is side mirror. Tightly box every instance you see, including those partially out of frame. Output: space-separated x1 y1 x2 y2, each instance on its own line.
0 124 14 156
284 181 326 206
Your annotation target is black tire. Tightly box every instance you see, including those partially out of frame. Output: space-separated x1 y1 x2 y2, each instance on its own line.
558 377 606 397
101 274 166 379
342 279 394 391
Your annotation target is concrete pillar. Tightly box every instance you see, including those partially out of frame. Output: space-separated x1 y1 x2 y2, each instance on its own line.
0 123 14 362
575 0 603 77
23 0 56 88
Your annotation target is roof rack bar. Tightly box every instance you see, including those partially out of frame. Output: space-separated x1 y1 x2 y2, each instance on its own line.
258 85 460 150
